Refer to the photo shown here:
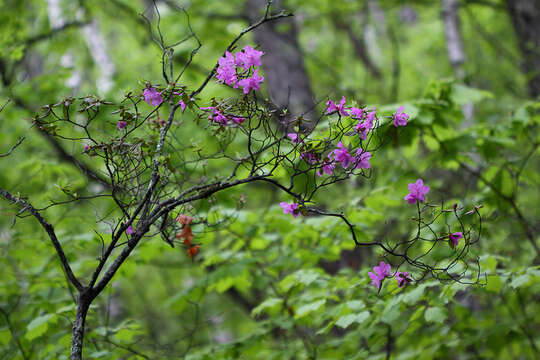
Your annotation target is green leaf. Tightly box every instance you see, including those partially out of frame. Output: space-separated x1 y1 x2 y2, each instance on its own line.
279 269 321 292
56 304 76 314
510 274 531 289
486 275 503 293
402 282 437 305
316 321 336 335
0 329 11 346
251 298 283 317
295 299 326 319
452 84 494 105
25 314 56 340
378 103 419 120
89 350 111 358
335 311 370 329
344 300 365 311
409 305 426 322
480 255 498 273
424 307 447 324
335 314 357 329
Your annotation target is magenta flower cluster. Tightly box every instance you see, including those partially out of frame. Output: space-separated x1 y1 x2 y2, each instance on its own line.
286 128 372 179
216 45 265 94
199 106 244 126
142 87 186 111
326 96 350 116
326 96 377 140
278 96 413 218
404 178 430 204
279 202 300 218
326 97 409 138
116 121 127 130
449 232 463 247
395 271 412 288
143 87 164 107
330 141 372 171
368 261 391 291
293 140 371 178
393 106 409 127
354 109 376 140
368 261 411 291
364 180 431 291
115 86 187 131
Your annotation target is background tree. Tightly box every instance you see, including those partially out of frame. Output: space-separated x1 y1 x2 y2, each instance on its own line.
0 0 538 359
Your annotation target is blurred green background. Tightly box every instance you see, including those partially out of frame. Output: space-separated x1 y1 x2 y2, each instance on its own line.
0 0 539 359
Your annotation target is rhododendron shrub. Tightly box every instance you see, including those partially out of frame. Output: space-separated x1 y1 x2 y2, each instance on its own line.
0 5 484 360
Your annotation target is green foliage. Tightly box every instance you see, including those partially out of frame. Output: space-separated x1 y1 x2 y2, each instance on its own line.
1 0 539 359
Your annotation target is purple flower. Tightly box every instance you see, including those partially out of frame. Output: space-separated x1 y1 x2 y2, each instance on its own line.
395 272 411 288
368 261 391 291
350 107 364 119
200 106 228 125
216 51 237 85
287 133 301 144
449 232 463 248
116 121 127 130
199 106 215 112
237 69 264 94
212 112 228 125
280 202 300 218
326 96 349 116
317 157 335 177
126 225 134 235
393 106 409 127
143 87 163 107
179 100 186 111
354 150 371 169
404 178 430 204
238 69 264 94
368 272 383 291
172 91 187 111
300 152 318 164
374 261 391 277
83 145 90 152
200 106 244 126
354 109 375 140
235 45 264 69
366 108 376 123
325 100 336 114
331 141 354 168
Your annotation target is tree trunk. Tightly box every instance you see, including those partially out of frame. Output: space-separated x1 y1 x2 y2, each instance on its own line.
506 0 540 98
442 0 466 79
332 15 382 79
70 294 92 360
244 0 316 130
46 0 81 90
82 20 115 95
442 0 474 122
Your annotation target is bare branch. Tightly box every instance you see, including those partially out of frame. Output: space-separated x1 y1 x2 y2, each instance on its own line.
0 187 83 291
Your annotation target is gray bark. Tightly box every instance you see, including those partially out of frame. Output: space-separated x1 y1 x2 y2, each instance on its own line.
47 0 115 94
364 0 386 65
47 0 81 90
332 14 382 79
70 294 91 360
244 0 316 130
82 20 115 94
506 0 540 98
442 0 474 121
442 0 466 79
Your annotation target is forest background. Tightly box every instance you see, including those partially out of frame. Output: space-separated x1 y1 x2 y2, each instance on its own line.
0 0 539 359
